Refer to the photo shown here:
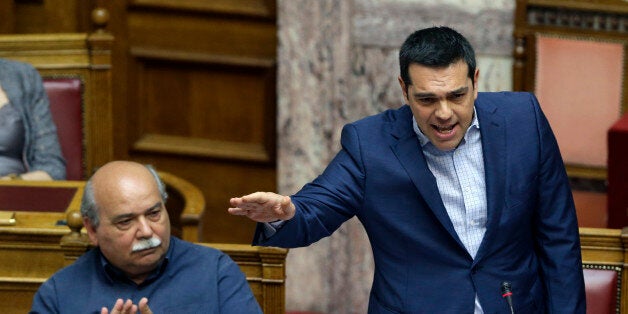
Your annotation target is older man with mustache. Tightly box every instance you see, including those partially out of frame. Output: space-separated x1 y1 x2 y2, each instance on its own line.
31 161 261 314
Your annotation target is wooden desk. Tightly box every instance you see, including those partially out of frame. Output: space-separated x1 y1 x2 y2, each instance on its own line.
0 181 85 313
0 180 84 214
0 180 85 278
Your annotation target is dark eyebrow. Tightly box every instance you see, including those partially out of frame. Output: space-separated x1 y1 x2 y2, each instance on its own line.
413 92 437 99
412 86 469 99
448 86 469 95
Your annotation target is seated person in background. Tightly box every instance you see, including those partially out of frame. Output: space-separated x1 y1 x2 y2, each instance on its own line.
30 161 261 314
0 58 65 181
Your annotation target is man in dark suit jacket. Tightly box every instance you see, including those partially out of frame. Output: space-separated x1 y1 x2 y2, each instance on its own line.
229 26 585 313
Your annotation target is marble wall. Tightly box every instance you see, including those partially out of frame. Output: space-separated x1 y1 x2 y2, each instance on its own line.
277 0 515 312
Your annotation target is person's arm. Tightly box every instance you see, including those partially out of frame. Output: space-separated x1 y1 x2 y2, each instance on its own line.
228 192 295 222
21 64 66 180
531 94 585 312
217 253 263 314
0 170 52 181
229 123 366 247
30 278 59 314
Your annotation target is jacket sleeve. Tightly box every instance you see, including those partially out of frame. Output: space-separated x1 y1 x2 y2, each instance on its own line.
254 123 365 248
530 93 586 313
21 63 67 180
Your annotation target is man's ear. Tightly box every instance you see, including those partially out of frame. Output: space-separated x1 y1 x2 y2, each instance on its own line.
83 218 98 246
473 68 480 95
398 76 409 102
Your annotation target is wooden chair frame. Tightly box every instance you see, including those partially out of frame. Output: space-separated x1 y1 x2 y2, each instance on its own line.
513 0 628 180
0 29 114 180
580 227 628 313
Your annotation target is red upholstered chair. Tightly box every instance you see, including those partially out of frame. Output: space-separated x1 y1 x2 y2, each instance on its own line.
44 77 84 180
583 267 621 314
0 30 114 181
579 227 627 313
608 114 628 228
513 0 628 228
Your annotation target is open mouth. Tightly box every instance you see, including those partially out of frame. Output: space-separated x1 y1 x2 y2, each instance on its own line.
432 124 456 134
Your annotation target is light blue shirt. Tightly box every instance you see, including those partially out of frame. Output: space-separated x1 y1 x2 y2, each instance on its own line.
413 108 487 313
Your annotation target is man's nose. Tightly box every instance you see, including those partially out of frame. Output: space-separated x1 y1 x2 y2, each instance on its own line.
136 216 153 237
435 101 452 119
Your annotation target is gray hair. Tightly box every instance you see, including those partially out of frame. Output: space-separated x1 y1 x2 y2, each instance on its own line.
80 164 168 228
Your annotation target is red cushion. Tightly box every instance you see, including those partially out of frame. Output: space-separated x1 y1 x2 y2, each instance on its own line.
0 185 78 212
43 78 83 180
608 113 628 228
583 268 618 314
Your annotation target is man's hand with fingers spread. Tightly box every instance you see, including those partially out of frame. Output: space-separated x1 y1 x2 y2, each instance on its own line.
101 298 153 314
228 192 295 222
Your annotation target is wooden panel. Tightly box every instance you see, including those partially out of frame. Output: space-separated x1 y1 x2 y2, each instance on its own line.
0 280 44 314
10 0 92 33
129 155 273 243
109 0 278 243
127 11 276 58
129 59 275 162
0 1 15 33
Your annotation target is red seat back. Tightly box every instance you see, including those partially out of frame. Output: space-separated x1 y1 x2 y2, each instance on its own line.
583 268 620 314
43 77 83 180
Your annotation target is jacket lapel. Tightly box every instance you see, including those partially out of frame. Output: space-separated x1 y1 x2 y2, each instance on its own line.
473 97 507 264
389 106 466 249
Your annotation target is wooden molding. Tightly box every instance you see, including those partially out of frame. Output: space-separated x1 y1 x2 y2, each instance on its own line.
133 133 272 163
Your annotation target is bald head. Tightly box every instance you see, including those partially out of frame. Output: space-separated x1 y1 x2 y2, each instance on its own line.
80 161 172 282
80 161 168 227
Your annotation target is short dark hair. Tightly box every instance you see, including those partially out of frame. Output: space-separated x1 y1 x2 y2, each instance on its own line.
399 26 476 89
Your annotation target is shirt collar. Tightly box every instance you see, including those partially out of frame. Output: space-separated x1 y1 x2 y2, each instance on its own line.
413 107 480 149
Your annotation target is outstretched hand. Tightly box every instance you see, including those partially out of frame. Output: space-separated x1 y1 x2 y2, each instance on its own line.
101 298 153 314
228 192 295 222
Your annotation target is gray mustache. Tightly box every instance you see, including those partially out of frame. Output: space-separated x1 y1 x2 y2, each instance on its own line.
132 237 162 252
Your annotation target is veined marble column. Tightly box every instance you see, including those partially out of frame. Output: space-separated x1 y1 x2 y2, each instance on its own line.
277 0 515 312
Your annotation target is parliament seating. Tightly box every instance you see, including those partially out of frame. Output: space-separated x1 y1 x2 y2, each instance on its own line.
513 0 628 228
0 210 287 314
608 114 628 228
44 78 84 180
0 7 115 181
579 227 627 313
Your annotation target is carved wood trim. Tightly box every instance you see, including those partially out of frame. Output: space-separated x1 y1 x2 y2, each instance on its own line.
133 134 272 163
130 46 275 68
128 0 276 19
527 4 628 33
